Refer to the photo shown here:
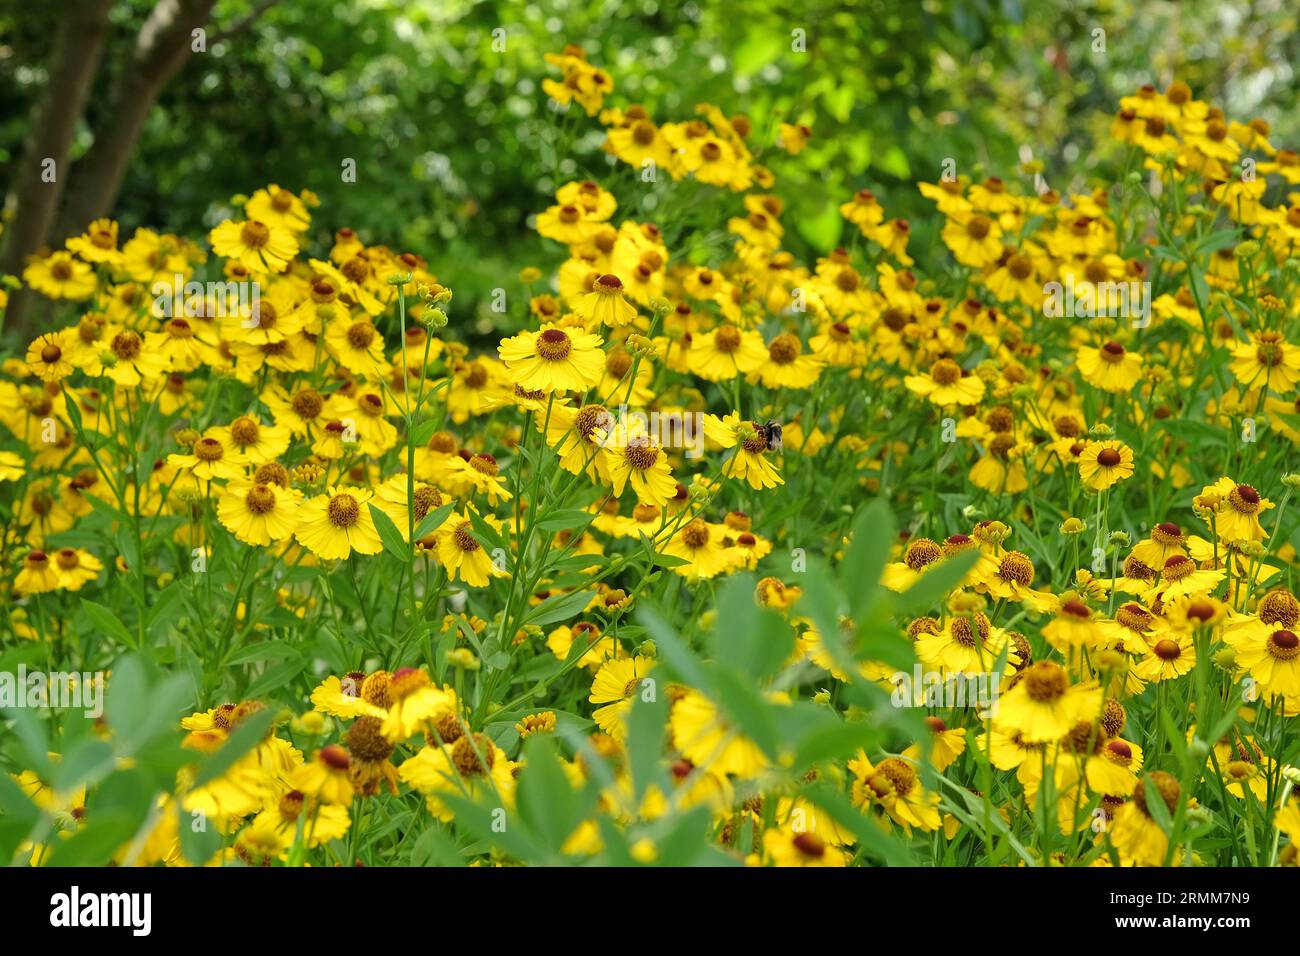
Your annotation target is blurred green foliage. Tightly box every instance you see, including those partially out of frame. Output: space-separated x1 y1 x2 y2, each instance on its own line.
2 0 1297 321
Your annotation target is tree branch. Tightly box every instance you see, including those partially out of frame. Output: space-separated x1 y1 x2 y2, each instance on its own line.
210 0 279 44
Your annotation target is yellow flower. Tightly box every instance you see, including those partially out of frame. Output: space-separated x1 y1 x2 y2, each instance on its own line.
325 318 386 375
209 218 299 273
1077 341 1143 393
659 519 730 580
398 734 515 823
217 480 299 546
599 421 678 506
754 333 822 390
445 452 512 506
1077 440 1135 491
606 119 673 169
776 122 812 155
1204 478 1273 545
23 251 96 300
996 662 1101 743
1133 631 1196 682
942 212 1003 267
436 513 507 587
762 828 848 867
65 218 123 264
1230 331 1300 391
703 413 783 490
536 203 603 245
670 688 768 778
1110 771 1181 865
687 324 767 381
1233 626 1300 698
294 487 384 560
589 655 655 739
25 332 74 383
0 451 27 482
50 547 103 591
245 185 312 232
904 358 985 406
848 749 942 834
575 273 638 327
15 549 63 595
291 746 354 804
497 324 605 392
381 668 456 743
95 329 168 386
167 433 248 482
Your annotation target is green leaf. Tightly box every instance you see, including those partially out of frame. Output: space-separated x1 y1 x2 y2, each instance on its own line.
792 719 882 768
625 692 670 803
636 602 711 692
652 805 722 866
709 667 779 755
710 572 792 679
191 706 276 788
842 499 894 617
82 598 136 647
244 657 309 699
468 508 507 553
534 509 594 531
515 734 582 855
650 551 691 569
0 773 39 863
414 501 456 539
368 503 410 561
798 558 860 680
52 738 117 793
410 419 439 446
894 549 980 616
225 641 304 667
803 783 912 865
409 824 465 867
178 798 223 866
524 589 594 628
46 810 144 867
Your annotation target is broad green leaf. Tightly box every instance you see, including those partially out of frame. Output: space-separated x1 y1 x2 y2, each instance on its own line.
82 598 137 647
368 503 410 561
524 589 594 628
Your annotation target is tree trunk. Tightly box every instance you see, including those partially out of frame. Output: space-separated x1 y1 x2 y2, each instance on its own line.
55 0 217 239
0 0 116 282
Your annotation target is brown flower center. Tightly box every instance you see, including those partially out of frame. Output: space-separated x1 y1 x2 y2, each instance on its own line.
245 484 277 514
111 331 142 361
1023 662 1068 702
292 389 324 419
767 334 800 365
1153 638 1182 661
327 493 360 528
346 321 377 350
230 417 260 446
240 221 271 248
681 519 709 549
624 437 659 471
930 358 962 385
535 328 572 361
452 521 479 552
1267 630 1300 661
193 437 224 462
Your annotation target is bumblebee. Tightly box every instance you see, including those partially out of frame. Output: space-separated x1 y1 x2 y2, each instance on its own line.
755 419 783 453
